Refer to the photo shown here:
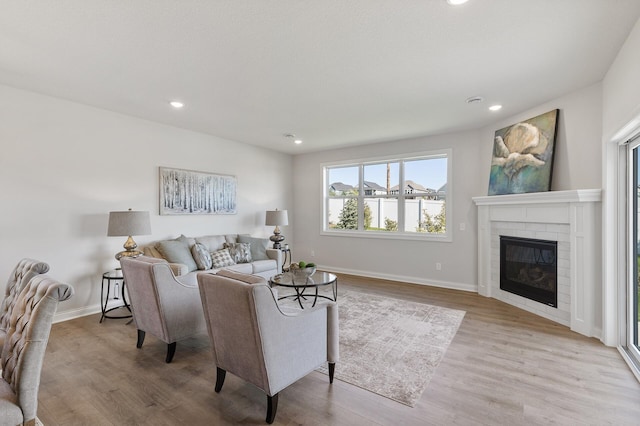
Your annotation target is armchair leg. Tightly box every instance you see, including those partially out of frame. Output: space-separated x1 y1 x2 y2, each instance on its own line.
136 330 145 348
215 367 226 393
266 393 279 424
329 362 335 384
165 342 177 363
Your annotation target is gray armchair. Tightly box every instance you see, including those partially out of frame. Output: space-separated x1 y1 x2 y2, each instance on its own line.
120 256 206 363
197 269 339 424
0 275 74 426
0 258 50 357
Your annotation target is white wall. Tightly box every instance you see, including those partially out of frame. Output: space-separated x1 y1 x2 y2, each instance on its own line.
292 82 604 291
0 84 292 320
293 130 484 291
480 82 603 192
603 17 640 140
601 16 640 346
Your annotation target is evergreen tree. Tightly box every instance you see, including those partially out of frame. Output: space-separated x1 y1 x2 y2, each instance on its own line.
336 199 372 230
336 198 358 229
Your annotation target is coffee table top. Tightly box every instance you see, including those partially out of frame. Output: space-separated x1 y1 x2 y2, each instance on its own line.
270 271 337 288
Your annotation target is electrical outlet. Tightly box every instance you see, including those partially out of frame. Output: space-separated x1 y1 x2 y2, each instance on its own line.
436 262 442 270
311 250 315 257
459 222 466 231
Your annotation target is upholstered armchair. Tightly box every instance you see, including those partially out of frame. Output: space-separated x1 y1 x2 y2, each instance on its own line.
197 269 339 424
0 275 74 426
119 256 206 363
0 258 50 357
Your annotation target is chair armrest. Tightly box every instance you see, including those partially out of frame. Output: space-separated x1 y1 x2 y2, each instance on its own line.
167 262 189 276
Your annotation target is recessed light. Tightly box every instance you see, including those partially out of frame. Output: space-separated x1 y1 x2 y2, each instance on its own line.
466 96 484 104
169 101 184 109
489 104 502 111
447 0 469 5
284 133 303 144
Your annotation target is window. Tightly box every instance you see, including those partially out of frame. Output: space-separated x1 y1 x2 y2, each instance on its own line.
323 149 451 240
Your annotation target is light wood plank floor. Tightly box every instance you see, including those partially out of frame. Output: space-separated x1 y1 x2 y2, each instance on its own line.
37 274 640 425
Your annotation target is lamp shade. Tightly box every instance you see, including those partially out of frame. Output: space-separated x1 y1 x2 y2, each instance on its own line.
107 210 151 237
265 209 288 226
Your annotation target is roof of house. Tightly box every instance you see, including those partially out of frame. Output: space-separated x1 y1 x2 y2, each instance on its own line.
329 182 354 192
363 181 386 191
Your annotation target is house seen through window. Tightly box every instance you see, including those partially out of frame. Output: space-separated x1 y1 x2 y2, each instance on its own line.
323 150 450 239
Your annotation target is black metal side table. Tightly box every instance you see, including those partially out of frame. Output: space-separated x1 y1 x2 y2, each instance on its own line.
281 246 292 272
100 268 132 323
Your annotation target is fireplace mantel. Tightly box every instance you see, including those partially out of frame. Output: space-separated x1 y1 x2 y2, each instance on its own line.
472 189 602 338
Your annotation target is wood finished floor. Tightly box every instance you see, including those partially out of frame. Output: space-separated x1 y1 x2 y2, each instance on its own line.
37 274 640 425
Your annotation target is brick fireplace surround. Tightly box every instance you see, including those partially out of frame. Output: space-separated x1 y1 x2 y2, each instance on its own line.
473 189 602 338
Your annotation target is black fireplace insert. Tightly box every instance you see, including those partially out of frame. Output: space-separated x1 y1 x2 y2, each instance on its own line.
500 236 557 308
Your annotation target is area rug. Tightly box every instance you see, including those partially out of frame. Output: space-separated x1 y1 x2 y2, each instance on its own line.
313 289 465 407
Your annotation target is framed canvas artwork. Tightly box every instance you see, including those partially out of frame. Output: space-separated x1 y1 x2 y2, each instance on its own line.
159 167 237 215
488 109 559 195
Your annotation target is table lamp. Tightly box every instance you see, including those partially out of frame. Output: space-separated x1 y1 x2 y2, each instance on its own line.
107 209 151 260
265 209 288 249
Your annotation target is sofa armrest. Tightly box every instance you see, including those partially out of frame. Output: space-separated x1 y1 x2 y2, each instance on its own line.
266 248 282 267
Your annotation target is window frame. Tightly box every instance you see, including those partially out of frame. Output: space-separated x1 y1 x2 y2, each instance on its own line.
321 148 452 242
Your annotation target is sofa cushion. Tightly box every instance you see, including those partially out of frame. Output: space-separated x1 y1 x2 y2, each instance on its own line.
225 242 252 264
155 235 198 272
237 235 270 261
252 259 277 274
211 248 235 268
195 235 227 252
191 242 213 270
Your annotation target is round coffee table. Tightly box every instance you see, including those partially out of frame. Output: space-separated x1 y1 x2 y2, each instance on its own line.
269 271 337 309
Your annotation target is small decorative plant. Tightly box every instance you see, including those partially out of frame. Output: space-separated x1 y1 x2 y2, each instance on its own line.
290 261 316 277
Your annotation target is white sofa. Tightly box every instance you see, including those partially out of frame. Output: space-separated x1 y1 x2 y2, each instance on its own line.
142 234 282 286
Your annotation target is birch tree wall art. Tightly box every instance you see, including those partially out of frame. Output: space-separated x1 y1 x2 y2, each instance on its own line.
160 167 237 215
488 109 559 195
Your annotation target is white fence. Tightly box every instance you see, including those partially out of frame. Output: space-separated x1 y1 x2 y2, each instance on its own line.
328 198 445 232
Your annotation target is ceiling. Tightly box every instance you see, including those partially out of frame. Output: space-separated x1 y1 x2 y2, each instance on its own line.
1 1 639 154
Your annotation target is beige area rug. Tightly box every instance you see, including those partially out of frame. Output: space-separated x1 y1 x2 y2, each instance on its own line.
280 288 465 407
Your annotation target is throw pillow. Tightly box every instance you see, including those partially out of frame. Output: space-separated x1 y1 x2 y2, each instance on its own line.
155 235 198 272
211 248 236 268
237 235 270 260
224 242 253 264
191 242 213 270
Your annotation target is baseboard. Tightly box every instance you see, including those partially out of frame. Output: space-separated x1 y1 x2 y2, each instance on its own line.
53 304 102 324
320 264 477 293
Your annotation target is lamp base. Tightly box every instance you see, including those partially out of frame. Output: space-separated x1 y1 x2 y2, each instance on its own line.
269 233 285 250
115 236 143 260
115 249 143 261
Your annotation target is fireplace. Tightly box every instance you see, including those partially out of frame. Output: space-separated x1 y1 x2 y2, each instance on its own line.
500 236 558 308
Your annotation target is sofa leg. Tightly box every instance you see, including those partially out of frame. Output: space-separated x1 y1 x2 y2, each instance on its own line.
266 393 279 424
329 362 335 384
215 367 226 393
166 342 177 363
136 330 145 348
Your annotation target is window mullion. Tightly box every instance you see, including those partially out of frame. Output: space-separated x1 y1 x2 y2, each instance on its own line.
358 164 364 231
398 160 405 232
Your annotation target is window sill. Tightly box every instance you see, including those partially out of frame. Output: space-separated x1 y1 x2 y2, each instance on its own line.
320 229 452 242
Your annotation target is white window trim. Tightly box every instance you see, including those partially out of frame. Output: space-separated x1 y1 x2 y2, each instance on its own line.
321 148 452 242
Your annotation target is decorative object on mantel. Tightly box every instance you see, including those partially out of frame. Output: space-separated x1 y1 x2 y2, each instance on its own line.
265 208 288 249
107 209 151 260
159 167 237 215
488 109 559 195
